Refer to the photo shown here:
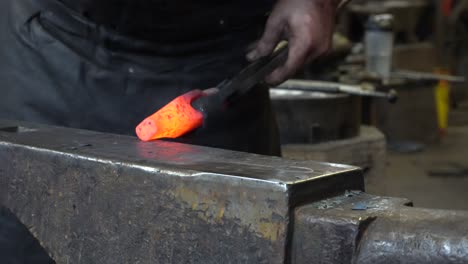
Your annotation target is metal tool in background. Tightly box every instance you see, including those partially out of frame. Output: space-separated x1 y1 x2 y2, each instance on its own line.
274 79 398 103
392 70 466 83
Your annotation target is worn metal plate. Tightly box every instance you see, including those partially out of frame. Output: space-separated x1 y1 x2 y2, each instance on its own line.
0 120 363 263
293 191 468 264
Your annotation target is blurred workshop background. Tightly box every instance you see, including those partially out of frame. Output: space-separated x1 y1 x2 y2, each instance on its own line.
272 0 468 210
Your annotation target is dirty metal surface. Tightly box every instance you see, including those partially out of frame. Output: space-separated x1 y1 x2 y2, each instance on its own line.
0 120 363 263
293 191 468 264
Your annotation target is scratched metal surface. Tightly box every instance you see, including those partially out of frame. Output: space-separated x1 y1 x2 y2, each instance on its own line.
0 120 363 263
293 192 468 264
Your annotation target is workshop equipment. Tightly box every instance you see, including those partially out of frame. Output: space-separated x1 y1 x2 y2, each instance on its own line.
435 75 451 136
1 120 468 263
275 79 398 102
365 14 394 81
270 79 395 144
392 69 466 82
270 89 361 144
376 47 465 144
345 0 430 42
136 44 288 141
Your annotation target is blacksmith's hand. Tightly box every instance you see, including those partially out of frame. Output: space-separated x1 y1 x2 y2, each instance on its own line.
247 0 340 85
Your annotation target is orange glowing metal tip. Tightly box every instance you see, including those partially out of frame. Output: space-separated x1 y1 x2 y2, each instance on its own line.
136 90 205 141
136 44 289 142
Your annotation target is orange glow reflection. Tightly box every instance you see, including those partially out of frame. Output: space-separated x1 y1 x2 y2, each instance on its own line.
136 90 204 141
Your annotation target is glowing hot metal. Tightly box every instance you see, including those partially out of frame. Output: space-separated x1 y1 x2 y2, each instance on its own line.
136 44 289 141
136 90 205 141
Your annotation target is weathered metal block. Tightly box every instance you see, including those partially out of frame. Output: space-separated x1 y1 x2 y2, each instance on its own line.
0 120 363 263
293 192 468 264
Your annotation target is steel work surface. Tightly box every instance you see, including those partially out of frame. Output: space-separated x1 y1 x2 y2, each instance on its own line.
0 120 363 263
293 192 468 263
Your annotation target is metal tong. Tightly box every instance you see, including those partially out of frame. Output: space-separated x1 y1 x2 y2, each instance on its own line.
217 43 289 101
192 44 289 112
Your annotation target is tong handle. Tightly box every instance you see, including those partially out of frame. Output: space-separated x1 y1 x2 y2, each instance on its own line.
218 44 289 99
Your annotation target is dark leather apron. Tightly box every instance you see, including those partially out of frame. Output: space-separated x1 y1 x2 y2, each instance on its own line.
0 0 280 156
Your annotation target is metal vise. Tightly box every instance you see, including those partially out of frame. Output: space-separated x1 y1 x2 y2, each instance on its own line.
0 120 467 263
